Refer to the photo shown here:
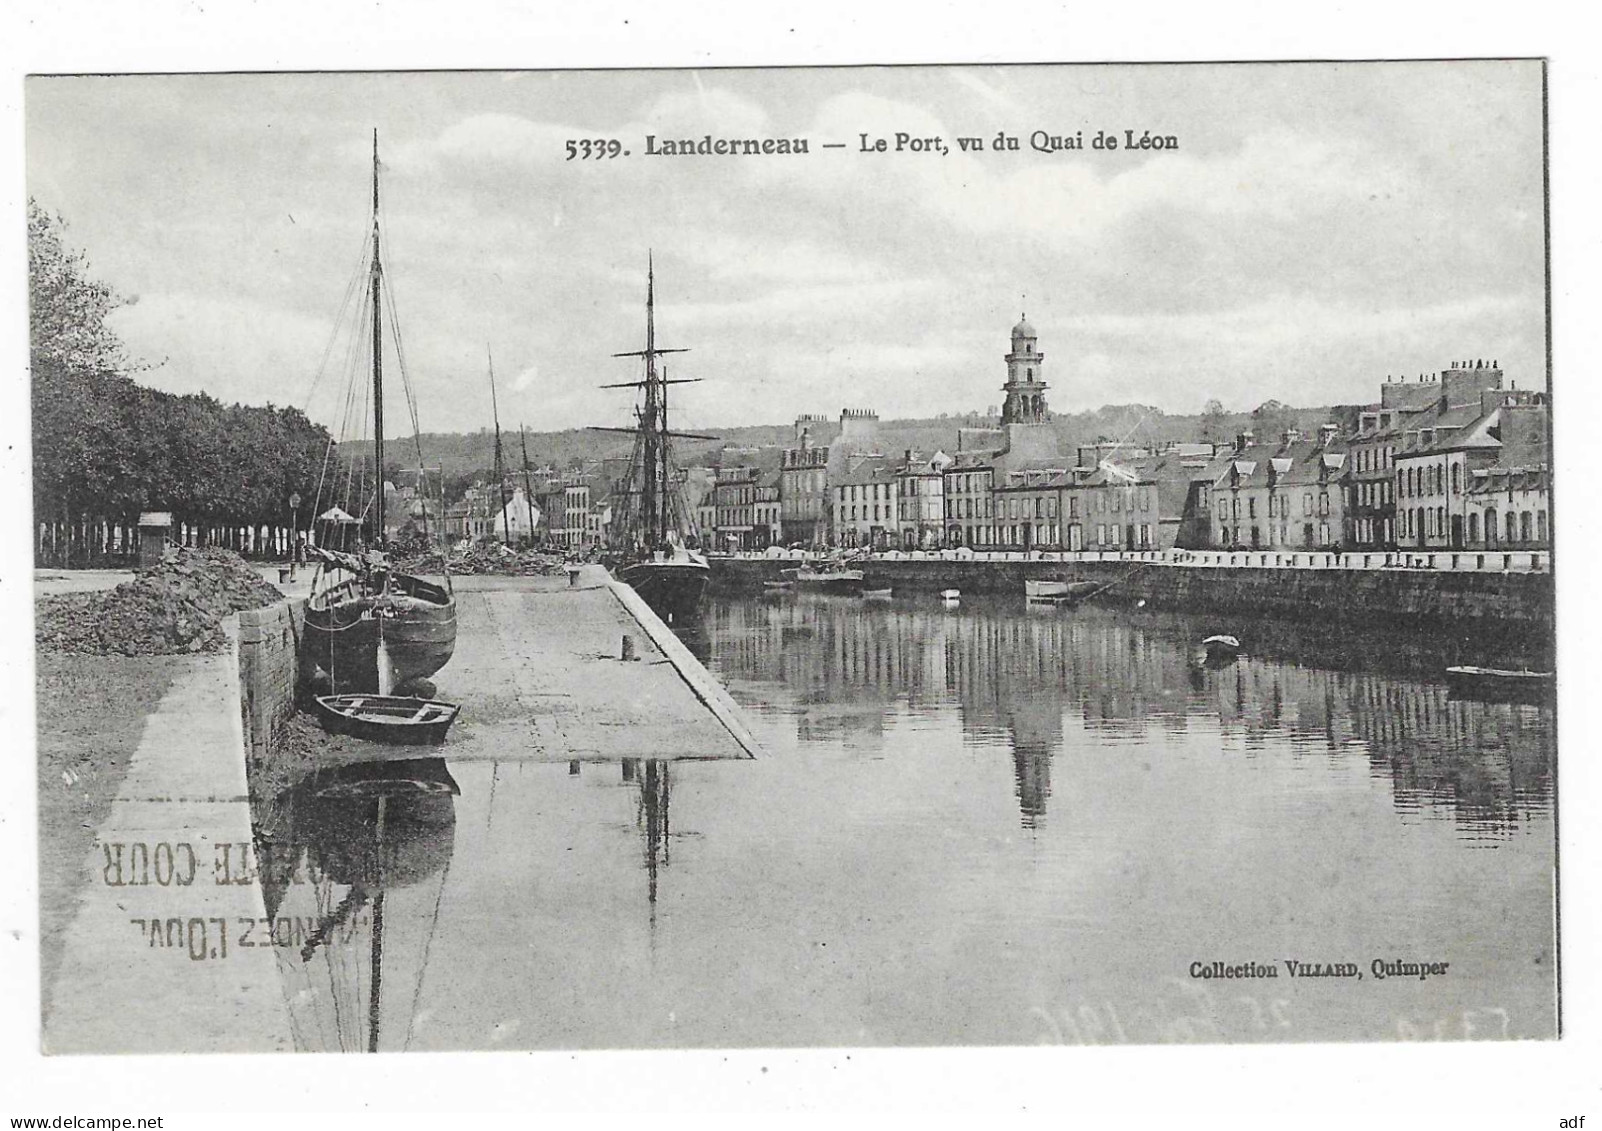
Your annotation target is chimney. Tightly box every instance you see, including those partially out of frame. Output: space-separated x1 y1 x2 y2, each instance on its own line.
1319 423 1339 447
1234 430 1254 453
1281 428 1302 446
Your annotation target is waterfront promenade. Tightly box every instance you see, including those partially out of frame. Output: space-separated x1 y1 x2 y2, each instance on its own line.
709 547 1554 636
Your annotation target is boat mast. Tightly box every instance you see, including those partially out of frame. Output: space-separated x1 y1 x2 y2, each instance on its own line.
487 346 510 545
371 130 386 549
660 363 672 546
591 254 706 549
519 425 536 542
642 253 661 551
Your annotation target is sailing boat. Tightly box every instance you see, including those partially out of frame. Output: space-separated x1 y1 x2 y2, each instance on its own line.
303 131 458 695
591 255 717 625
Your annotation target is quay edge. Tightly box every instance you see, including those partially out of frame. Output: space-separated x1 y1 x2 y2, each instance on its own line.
707 555 1554 636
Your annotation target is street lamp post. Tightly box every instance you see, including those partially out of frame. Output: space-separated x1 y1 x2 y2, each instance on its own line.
288 492 301 580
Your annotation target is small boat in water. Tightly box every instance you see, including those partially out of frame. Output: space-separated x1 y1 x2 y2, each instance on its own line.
793 567 867 595
312 694 462 745
1445 665 1555 704
940 588 961 603
1201 634 1241 664
861 587 893 600
1025 578 1103 603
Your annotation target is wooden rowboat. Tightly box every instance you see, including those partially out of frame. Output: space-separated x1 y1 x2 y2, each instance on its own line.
1025 578 1103 603
313 694 462 745
1445 666 1555 704
861 588 893 600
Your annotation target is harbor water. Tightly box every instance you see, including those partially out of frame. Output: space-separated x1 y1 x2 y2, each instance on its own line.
253 591 1556 1050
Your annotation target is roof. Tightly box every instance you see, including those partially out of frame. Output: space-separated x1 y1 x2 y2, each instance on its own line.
1466 465 1548 496
1405 406 1502 456
1200 437 1350 488
836 455 898 487
947 450 996 471
1011 315 1037 339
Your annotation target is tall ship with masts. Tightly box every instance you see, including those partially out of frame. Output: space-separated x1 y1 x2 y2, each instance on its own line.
303 131 457 695
591 256 715 625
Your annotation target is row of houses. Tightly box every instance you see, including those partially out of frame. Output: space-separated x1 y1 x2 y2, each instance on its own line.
384 319 1551 559
695 344 1549 556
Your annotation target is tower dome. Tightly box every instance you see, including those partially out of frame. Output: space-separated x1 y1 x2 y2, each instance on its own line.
1001 312 1047 425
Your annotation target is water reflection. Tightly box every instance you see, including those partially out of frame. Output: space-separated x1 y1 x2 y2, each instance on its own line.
246 753 679 1052
703 594 1554 835
248 757 458 1053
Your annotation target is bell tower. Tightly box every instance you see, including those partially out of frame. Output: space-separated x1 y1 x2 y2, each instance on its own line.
1000 314 1048 425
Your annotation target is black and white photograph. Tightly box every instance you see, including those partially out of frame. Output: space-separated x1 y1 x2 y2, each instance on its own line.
7 19 1598 1119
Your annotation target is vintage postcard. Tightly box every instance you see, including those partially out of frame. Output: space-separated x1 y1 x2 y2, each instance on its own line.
26 60 1555 1055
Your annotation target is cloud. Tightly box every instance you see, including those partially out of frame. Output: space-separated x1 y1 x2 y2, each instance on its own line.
107 291 335 408
676 231 885 285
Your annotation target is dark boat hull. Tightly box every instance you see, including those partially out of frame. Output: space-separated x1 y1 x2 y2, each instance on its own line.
304 572 457 694
1445 667 1555 705
312 694 461 745
619 559 709 625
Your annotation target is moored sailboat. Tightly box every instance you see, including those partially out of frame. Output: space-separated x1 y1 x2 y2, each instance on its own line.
303 131 457 695
591 255 717 625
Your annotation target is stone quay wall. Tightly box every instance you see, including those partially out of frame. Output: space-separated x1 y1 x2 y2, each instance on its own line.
236 600 308 762
708 555 1554 635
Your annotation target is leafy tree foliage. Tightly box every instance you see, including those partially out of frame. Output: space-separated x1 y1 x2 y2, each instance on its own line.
30 200 333 563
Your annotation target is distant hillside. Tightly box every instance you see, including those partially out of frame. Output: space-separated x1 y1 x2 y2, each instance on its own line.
349 402 1352 483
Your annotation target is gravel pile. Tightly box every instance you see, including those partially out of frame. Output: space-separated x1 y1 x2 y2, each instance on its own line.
394 544 572 577
36 547 284 655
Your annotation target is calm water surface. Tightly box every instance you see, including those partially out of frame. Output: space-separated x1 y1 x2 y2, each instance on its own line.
252 592 1555 1049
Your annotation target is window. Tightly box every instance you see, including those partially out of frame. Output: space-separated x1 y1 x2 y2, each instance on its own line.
1248 497 1257 519
1303 492 1313 516
1505 512 1516 543
1538 511 1548 543
1451 464 1461 494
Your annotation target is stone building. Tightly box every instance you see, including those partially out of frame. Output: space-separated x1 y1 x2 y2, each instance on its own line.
780 415 832 546
1390 362 1536 550
832 454 898 550
1000 315 1049 425
1193 427 1349 551
943 451 997 548
893 449 951 549
993 465 1073 550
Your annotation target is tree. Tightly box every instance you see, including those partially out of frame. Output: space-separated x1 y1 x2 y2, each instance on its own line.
1200 398 1229 443
1250 399 1299 442
28 199 135 373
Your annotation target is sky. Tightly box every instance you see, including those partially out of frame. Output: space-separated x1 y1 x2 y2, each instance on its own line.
25 62 1546 438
